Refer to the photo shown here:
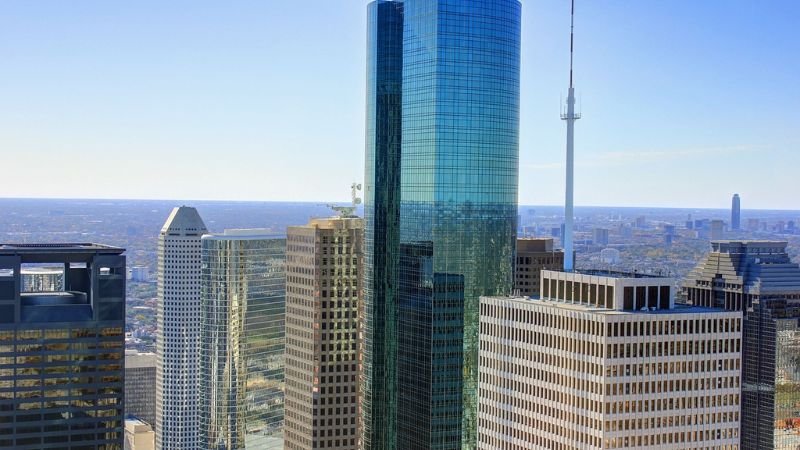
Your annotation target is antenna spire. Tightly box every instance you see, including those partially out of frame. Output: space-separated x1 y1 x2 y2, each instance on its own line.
569 0 575 88
561 0 580 272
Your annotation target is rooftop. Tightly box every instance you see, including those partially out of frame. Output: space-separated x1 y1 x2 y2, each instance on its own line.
0 243 125 263
202 229 285 241
572 269 670 279
484 296 733 316
0 243 124 254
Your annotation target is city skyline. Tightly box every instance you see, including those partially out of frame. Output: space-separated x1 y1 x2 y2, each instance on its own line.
2 1 798 208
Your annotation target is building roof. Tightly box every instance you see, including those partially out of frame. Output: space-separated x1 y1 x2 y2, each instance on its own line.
0 243 125 262
202 229 285 241
160 206 208 236
0 243 123 254
482 295 736 317
685 241 800 295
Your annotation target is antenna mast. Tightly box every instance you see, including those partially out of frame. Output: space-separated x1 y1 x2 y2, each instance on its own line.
561 0 580 271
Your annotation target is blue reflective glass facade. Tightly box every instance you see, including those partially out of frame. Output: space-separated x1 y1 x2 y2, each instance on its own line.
363 1 520 449
363 1 403 450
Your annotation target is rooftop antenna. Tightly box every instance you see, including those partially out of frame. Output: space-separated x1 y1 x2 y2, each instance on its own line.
327 183 362 218
561 0 581 271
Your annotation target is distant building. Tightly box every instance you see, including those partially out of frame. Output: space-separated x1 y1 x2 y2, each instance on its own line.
710 219 725 240
620 225 633 239
731 194 741 230
599 247 620 265
125 350 157 429
0 243 126 449
20 266 64 292
635 216 646 228
284 217 363 450
200 229 286 449
479 270 742 449
156 206 208 450
514 238 563 297
128 266 150 282
592 228 609 246
125 418 155 450
747 218 760 232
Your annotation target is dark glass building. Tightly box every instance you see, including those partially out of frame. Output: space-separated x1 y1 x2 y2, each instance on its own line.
363 1 521 449
684 240 800 449
0 243 126 449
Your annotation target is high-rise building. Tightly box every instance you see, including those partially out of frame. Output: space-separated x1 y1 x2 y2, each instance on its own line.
731 194 741 230
479 270 742 449
155 206 207 450
592 228 609 247
514 238 563 297
284 217 363 450
199 229 286 449
363 1 521 448
125 350 157 429
710 219 725 241
684 240 800 449
0 243 126 449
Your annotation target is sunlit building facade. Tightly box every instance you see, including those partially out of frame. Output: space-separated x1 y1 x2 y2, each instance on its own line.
0 243 126 449
363 1 521 448
156 206 207 450
200 230 286 449
284 217 363 450
685 240 800 450
479 271 742 449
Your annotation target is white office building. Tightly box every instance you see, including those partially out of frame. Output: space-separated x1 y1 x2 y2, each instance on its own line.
478 270 742 450
155 206 208 450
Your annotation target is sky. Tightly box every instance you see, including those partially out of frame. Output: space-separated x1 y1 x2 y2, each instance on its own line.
1 1 798 209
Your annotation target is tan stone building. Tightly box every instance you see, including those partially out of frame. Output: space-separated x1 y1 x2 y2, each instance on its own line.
479 270 742 450
515 238 564 297
284 217 363 450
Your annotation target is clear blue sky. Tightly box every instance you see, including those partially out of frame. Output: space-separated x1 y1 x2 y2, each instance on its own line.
1 1 797 209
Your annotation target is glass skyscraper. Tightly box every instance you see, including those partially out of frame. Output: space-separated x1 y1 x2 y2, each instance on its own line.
199 230 286 449
363 1 521 449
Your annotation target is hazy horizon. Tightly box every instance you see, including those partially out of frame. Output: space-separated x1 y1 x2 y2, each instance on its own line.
2 1 798 208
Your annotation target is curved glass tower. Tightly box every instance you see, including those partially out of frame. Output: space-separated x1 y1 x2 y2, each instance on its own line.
363 1 521 449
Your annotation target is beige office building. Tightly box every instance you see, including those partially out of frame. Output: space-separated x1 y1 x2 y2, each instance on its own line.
479 270 742 450
125 350 157 429
515 238 564 297
284 217 363 450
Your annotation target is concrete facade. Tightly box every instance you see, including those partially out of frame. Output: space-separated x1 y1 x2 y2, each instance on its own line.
478 271 742 449
155 206 207 450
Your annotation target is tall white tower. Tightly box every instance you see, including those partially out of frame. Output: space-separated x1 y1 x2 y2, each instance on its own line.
561 0 580 271
155 206 208 450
